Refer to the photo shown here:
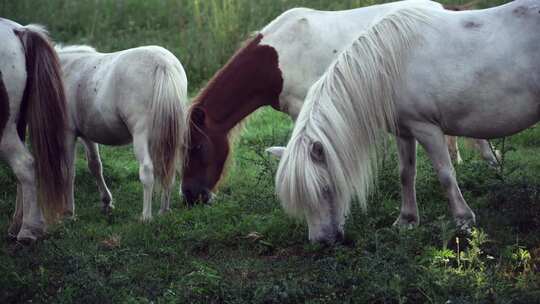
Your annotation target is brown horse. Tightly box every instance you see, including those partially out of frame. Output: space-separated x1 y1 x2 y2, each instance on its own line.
182 0 493 205
183 34 282 204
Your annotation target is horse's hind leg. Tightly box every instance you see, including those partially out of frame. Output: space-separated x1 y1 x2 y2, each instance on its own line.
159 174 175 215
64 134 77 218
2 132 45 241
133 132 154 221
393 135 419 228
467 139 499 166
82 138 114 214
446 136 463 164
7 184 23 239
415 124 476 231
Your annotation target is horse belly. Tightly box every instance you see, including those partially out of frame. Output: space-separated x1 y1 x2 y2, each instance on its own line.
76 109 132 146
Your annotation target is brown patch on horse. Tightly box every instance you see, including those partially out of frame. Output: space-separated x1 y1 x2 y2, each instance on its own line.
0 71 9 143
14 26 69 221
443 0 481 11
182 33 283 203
191 33 283 125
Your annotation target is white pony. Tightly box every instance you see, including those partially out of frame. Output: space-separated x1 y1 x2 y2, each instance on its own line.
268 0 540 243
55 45 188 220
0 19 69 242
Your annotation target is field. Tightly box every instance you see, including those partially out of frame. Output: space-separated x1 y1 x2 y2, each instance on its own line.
1 0 539 303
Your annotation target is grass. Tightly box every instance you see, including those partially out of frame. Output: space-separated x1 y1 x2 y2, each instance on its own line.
1 0 539 303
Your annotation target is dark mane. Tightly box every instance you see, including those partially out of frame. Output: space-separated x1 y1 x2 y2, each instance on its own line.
191 33 264 109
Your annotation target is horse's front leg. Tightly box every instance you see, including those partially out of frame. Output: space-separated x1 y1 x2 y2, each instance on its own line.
133 132 154 221
414 124 476 231
393 135 419 228
82 139 114 214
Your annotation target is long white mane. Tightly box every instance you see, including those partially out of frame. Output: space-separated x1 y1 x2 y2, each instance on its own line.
276 7 435 218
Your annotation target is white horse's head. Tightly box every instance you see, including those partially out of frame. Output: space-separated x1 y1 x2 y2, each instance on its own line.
267 136 349 244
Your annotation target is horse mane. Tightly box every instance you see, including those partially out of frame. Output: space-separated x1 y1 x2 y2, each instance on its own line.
190 33 260 110
276 8 435 217
55 44 97 53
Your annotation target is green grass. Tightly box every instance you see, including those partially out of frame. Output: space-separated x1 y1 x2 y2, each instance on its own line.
1 0 539 303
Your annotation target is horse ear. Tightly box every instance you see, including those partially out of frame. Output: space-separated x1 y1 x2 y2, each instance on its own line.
310 141 325 162
190 107 206 126
266 146 286 159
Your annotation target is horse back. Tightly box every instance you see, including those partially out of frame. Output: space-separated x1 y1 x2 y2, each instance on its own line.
59 46 184 145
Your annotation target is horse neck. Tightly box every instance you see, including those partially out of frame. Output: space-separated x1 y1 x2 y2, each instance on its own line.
195 34 283 132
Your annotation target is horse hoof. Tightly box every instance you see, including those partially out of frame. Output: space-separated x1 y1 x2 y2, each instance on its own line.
139 215 153 222
7 222 21 238
392 215 419 229
158 208 171 215
455 216 476 234
101 204 115 215
16 226 44 243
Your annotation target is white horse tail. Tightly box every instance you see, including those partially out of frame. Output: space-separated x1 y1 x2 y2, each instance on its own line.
149 63 188 192
14 25 69 220
0 71 9 143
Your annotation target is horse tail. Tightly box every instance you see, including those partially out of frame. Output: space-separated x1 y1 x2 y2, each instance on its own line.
149 63 188 192
443 0 481 11
0 71 9 143
15 25 69 220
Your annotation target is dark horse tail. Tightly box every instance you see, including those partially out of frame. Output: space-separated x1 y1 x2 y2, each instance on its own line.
15 25 69 221
443 0 481 11
0 71 9 143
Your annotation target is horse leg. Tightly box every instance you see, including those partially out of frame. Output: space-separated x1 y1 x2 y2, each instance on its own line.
64 134 77 218
393 135 419 228
3 134 45 241
446 136 462 164
468 139 499 166
82 138 114 214
415 125 476 231
133 132 154 221
159 174 174 215
7 183 23 239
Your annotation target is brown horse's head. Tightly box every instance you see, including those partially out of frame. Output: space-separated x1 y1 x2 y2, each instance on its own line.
182 106 229 205
181 33 283 205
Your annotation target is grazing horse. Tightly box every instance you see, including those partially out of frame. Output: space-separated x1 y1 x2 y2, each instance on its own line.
0 19 69 242
181 0 496 205
268 0 540 243
55 45 188 220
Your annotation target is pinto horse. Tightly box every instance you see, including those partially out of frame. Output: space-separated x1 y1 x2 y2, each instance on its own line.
0 19 69 242
182 0 496 204
268 0 540 243
54 45 188 220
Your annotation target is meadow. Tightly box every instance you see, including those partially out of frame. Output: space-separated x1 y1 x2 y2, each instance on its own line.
1 0 539 303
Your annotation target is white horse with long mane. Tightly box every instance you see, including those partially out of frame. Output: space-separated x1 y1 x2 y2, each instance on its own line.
54 45 188 220
0 18 69 242
269 0 540 244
